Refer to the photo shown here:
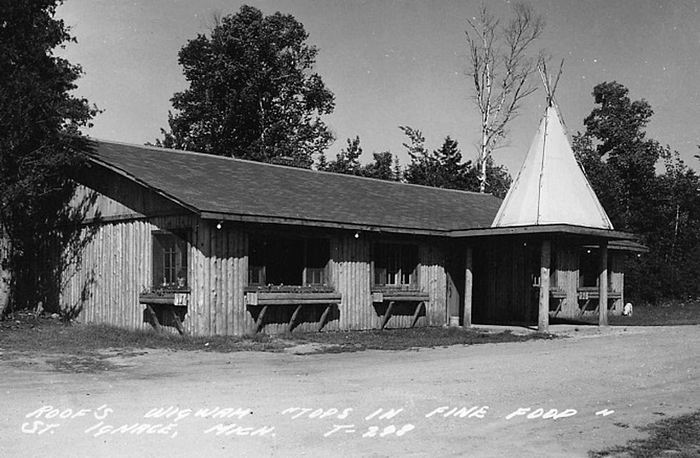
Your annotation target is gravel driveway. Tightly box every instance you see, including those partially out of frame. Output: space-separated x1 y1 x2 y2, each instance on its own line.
1 325 698 457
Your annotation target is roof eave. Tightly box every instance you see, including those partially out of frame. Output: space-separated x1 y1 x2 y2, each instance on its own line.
450 223 637 240
201 211 458 237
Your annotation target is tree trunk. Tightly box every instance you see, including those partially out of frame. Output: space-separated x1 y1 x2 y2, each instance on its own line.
479 117 489 193
0 227 11 316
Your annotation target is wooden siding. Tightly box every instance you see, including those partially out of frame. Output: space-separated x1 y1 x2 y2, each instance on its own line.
329 237 448 331
73 164 185 221
609 253 624 314
61 215 197 331
330 236 373 330
471 238 629 323
553 244 580 317
419 244 447 327
62 216 451 336
189 222 250 336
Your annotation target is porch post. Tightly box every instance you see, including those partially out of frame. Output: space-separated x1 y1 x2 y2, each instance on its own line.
538 240 551 332
463 246 473 327
598 240 609 327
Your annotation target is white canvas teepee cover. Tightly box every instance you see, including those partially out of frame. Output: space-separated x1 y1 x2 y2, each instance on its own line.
492 105 613 229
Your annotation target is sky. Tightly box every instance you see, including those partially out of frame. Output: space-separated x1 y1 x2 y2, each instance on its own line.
56 0 700 175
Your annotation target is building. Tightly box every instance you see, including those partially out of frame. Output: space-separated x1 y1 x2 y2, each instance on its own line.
60 106 639 335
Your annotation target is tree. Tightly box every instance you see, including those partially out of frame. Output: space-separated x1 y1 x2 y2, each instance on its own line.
404 135 472 189
0 0 97 316
322 136 363 175
401 126 440 187
465 2 544 192
401 127 512 196
158 5 335 168
574 81 662 232
362 152 396 181
574 81 700 303
478 156 512 199
318 136 399 182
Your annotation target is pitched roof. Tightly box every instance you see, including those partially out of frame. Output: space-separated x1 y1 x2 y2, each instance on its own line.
87 140 503 235
492 105 613 230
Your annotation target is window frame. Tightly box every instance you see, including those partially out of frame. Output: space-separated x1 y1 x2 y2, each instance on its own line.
371 242 419 288
151 230 189 291
247 236 330 287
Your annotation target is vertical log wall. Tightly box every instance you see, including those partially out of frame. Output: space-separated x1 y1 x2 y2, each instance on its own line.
609 253 624 314
61 215 197 332
419 244 447 326
330 235 373 330
553 244 580 318
61 218 451 335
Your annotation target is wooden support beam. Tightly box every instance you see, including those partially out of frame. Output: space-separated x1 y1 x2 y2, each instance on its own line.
287 304 303 333
380 301 395 330
538 240 551 332
255 305 269 333
599 241 609 327
551 298 564 318
464 246 473 328
145 304 162 333
317 305 332 331
410 302 425 328
170 309 185 335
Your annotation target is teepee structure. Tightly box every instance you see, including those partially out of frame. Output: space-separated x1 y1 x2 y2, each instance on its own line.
458 61 635 333
492 64 612 229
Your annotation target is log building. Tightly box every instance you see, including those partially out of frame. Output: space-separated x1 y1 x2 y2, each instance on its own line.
60 105 641 335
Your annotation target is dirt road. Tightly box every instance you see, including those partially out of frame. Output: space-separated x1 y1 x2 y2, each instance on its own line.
1 325 698 457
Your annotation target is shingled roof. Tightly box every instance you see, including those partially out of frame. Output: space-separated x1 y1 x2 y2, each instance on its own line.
87 140 503 235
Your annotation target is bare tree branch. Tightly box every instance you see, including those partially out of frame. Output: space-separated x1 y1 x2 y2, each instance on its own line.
465 2 544 192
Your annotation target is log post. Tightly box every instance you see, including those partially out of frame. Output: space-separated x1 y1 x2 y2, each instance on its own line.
538 240 551 332
464 246 473 327
598 241 608 327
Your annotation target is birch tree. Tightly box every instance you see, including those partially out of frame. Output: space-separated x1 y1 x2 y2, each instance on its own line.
466 3 544 192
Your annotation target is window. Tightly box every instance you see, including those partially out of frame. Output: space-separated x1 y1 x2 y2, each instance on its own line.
248 237 330 286
373 243 418 287
579 248 612 289
579 249 598 287
152 231 188 289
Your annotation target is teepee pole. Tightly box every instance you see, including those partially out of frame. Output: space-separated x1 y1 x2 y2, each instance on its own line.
537 58 564 107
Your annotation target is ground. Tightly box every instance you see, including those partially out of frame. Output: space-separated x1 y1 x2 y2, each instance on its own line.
1 325 698 457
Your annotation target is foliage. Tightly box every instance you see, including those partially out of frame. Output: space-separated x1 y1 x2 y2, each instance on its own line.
465 2 544 192
574 81 700 303
322 136 363 175
157 5 335 168
401 127 512 198
0 0 98 316
362 152 396 181
319 136 400 181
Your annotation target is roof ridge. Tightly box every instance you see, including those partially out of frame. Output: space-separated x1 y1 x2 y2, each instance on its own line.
90 138 497 198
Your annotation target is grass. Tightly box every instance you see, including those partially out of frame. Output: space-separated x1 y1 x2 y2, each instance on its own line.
590 410 700 457
0 313 288 354
0 312 554 358
554 299 700 327
607 300 700 326
2 298 697 360
292 326 554 352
